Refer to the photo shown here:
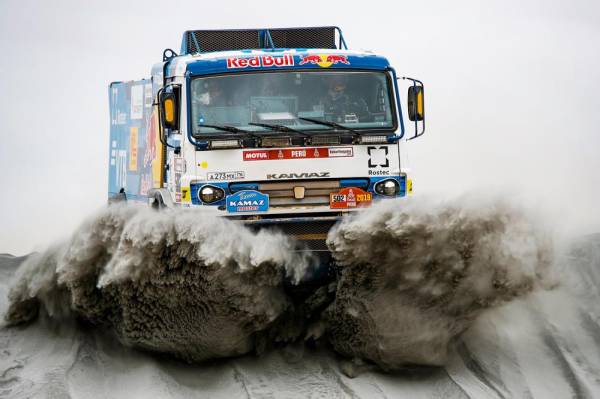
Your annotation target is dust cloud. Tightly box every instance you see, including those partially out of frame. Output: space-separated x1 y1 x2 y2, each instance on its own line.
324 197 554 371
4 205 314 362
3 197 554 372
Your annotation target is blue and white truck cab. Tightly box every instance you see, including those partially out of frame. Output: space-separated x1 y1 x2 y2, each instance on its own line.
108 26 425 254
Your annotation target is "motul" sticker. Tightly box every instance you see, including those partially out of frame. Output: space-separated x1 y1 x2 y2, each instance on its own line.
226 55 294 69
243 147 353 161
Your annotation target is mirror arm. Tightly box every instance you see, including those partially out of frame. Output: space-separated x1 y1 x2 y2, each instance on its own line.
389 67 405 139
402 77 425 140
156 87 180 151
159 56 181 152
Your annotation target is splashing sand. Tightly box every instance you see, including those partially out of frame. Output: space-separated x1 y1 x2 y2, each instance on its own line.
324 198 554 371
5 205 314 361
4 197 554 371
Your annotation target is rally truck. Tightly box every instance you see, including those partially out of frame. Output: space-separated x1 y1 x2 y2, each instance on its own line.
108 26 425 267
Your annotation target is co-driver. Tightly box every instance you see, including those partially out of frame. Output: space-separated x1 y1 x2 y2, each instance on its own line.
320 74 369 123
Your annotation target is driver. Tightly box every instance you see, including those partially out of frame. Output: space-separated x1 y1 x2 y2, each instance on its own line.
195 79 229 107
321 75 369 123
192 78 232 128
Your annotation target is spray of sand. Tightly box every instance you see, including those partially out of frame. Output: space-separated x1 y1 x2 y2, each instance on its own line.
324 197 554 371
4 204 314 362
3 196 554 371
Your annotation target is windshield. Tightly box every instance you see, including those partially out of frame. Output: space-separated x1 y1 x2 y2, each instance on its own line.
190 71 395 135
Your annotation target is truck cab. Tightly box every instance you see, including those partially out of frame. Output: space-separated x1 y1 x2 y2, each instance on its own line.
108 26 424 254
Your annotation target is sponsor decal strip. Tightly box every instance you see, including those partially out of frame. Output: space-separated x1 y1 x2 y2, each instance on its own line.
243 147 353 161
226 54 350 69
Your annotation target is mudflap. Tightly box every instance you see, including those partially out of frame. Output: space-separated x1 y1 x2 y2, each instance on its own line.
279 250 338 346
283 250 336 301
244 216 340 301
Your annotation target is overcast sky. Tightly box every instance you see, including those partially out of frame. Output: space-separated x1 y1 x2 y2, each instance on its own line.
1 0 599 255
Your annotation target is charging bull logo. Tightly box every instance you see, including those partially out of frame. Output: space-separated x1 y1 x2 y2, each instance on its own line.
299 54 350 68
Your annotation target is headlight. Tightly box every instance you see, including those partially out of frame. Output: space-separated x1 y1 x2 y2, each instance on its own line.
198 185 225 203
261 136 291 147
359 135 388 144
374 179 399 196
209 139 241 149
311 135 341 145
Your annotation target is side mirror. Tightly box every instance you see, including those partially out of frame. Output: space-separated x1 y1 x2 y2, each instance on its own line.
159 89 179 130
407 85 424 122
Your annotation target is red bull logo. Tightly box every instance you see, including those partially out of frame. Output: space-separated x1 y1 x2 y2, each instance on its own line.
298 54 350 68
226 55 295 69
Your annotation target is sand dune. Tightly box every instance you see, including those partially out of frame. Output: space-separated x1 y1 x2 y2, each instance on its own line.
1 219 599 398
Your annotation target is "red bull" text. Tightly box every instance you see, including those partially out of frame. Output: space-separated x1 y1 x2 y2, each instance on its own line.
226 55 294 69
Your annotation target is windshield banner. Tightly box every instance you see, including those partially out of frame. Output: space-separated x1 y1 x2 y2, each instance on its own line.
243 147 353 161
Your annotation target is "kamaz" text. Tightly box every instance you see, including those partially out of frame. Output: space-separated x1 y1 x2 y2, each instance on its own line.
266 172 330 179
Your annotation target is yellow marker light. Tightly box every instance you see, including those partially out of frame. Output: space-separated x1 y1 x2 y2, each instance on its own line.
417 90 424 117
164 98 175 123
407 179 413 194
182 187 191 202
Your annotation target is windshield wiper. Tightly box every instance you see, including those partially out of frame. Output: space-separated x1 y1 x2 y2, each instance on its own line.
298 117 359 136
248 122 311 137
195 123 261 139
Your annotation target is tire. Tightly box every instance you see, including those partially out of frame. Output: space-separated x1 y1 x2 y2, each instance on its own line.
151 193 165 210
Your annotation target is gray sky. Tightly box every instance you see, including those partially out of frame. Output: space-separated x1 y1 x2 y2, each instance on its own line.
1 0 599 255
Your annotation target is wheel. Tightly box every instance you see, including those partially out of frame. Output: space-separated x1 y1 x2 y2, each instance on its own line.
151 193 165 210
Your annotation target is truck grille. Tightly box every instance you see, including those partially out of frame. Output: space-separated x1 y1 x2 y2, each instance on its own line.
231 179 369 209
261 180 338 208
247 219 338 251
